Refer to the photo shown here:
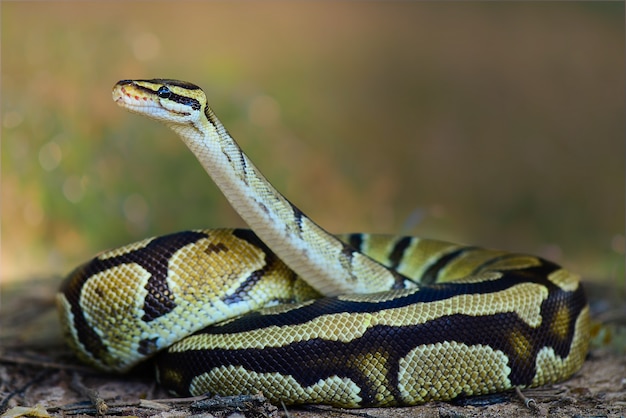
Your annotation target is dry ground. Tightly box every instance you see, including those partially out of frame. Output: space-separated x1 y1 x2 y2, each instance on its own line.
1 278 624 418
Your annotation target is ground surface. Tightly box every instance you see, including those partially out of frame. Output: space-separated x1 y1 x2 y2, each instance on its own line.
1 278 624 418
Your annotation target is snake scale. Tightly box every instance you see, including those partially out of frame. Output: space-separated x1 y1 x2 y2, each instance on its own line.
57 79 590 408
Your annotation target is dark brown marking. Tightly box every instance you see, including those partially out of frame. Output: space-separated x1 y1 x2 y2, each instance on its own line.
340 241 356 261
341 239 413 289
470 252 536 275
388 236 412 270
421 248 475 284
232 229 273 254
205 242 228 255
239 150 249 182
222 229 279 305
339 242 358 283
59 264 111 363
290 203 305 233
258 202 270 215
136 232 209 322
222 149 233 165
391 269 413 289
221 263 272 305
58 231 209 362
347 233 364 252
138 337 159 356
204 105 234 143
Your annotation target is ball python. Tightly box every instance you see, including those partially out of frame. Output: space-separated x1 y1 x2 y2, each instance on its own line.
57 79 590 408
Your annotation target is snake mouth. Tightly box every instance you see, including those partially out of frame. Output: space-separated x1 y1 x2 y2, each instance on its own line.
113 85 151 104
112 93 127 105
113 83 194 118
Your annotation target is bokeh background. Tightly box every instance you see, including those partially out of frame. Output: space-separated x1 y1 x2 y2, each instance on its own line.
2 3 624 289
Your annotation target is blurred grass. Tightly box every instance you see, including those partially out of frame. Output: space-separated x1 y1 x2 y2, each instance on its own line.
1 2 624 287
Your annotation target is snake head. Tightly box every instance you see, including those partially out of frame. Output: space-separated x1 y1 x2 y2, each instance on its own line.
112 79 207 126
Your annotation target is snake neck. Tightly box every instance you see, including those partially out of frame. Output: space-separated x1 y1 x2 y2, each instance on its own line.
168 109 408 296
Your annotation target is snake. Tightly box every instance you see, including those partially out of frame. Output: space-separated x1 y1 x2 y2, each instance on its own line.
57 79 590 408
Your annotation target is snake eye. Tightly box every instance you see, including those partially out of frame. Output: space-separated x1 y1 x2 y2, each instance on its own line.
157 86 171 99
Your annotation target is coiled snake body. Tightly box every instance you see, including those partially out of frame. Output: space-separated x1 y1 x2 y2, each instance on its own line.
57 79 589 407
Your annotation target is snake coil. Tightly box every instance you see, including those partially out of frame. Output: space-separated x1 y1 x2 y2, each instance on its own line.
57 79 589 407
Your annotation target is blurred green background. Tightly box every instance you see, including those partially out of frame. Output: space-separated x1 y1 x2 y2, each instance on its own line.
2 2 624 287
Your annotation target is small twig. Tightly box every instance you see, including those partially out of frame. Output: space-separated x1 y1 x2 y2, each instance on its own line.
515 386 538 411
149 393 213 404
138 399 172 411
280 400 292 418
54 399 171 415
191 393 267 410
302 405 377 417
0 369 51 414
56 404 128 416
69 373 108 416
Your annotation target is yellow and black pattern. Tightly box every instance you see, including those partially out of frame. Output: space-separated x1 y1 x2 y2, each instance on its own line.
57 79 590 408
57 228 319 372
154 237 588 406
